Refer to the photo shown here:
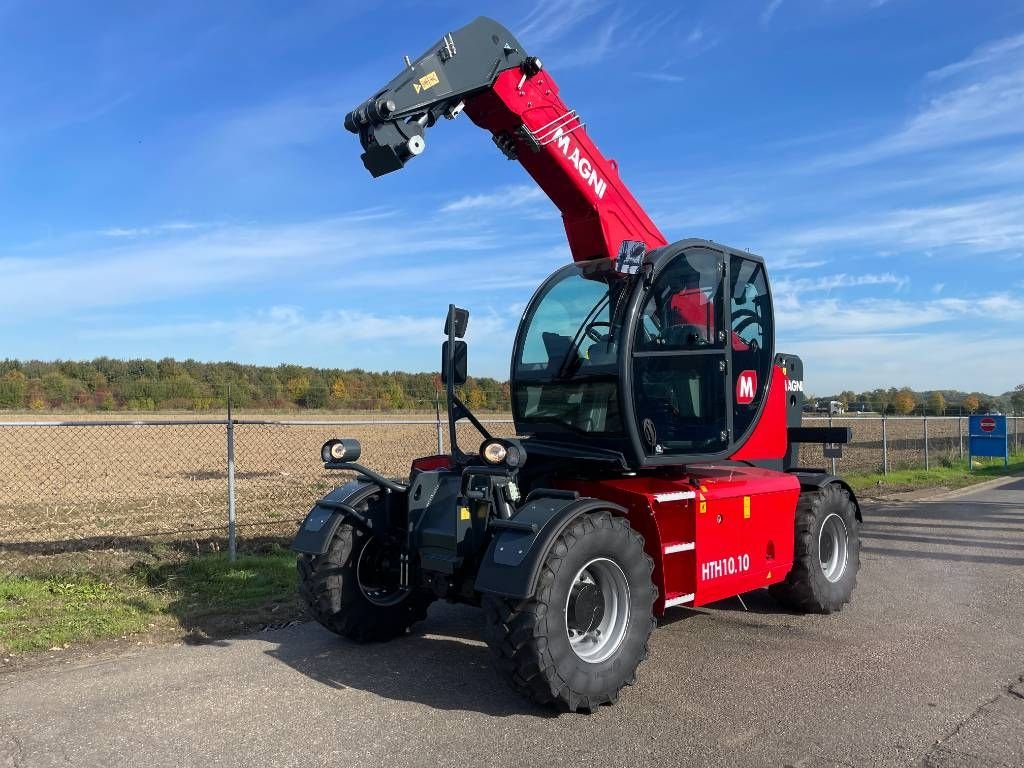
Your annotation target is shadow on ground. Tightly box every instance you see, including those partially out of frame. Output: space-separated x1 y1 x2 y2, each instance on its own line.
263 602 558 717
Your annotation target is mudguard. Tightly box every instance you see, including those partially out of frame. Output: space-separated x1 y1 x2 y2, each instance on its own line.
789 470 862 522
474 496 626 599
291 480 380 555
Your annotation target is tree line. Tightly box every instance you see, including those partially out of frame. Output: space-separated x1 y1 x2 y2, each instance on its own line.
0 358 1020 415
811 386 1024 416
0 358 511 412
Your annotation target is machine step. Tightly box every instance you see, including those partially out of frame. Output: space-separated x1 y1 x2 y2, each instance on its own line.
664 592 695 608
663 541 695 554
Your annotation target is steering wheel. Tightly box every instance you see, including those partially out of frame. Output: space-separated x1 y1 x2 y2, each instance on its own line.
585 321 613 343
732 309 761 337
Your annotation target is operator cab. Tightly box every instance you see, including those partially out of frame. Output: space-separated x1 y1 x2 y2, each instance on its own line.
511 239 774 468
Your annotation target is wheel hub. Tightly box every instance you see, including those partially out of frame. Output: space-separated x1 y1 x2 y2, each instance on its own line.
356 537 408 607
567 581 605 633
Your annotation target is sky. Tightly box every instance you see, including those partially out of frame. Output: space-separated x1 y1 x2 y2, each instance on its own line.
1 0 1023 395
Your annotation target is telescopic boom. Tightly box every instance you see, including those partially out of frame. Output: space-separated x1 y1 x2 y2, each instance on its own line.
343 16 667 263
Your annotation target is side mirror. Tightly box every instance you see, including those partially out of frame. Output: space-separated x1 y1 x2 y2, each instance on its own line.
444 306 469 339
442 340 467 385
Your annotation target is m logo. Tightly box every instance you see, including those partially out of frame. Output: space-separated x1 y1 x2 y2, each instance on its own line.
736 370 757 405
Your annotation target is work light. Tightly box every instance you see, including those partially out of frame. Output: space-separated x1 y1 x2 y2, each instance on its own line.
321 438 361 463
481 439 507 465
480 439 526 468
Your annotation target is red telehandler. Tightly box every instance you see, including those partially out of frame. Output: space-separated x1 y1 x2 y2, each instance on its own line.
292 16 861 712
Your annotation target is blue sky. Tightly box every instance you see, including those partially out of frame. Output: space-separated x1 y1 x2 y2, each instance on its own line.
1 0 1023 395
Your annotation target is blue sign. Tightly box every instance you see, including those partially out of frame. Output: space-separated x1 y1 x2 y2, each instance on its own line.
968 415 1009 467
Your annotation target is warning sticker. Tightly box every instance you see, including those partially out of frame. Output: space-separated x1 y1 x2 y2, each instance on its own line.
414 70 440 93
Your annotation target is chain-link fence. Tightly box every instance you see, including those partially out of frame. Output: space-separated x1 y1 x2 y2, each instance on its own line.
1 415 1019 575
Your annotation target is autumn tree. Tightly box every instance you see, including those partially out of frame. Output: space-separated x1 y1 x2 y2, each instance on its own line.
927 392 946 416
329 378 348 404
465 382 487 410
1011 384 1024 415
893 388 917 415
286 376 310 403
963 394 980 414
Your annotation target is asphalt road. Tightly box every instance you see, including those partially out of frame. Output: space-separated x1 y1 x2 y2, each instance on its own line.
3 478 1023 768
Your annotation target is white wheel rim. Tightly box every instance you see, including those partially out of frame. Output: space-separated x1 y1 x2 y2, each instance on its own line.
564 557 631 664
818 513 849 583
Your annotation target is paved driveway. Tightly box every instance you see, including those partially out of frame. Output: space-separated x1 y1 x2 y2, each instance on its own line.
2 478 1023 767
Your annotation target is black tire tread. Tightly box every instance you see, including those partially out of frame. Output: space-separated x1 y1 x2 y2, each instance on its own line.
298 521 431 643
482 511 657 713
769 483 860 614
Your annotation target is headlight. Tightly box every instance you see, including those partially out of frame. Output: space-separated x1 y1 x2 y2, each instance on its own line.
321 438 361 463
481 440 507 465
480 439 526 468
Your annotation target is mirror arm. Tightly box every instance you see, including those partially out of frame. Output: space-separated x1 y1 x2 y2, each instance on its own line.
446 303 459 458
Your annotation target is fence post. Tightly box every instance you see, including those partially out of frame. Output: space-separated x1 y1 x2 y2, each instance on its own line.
434 390 444 455
882 414 888 475
958 416 964 463
829 414 836 476
923 415 929 471
226 400 237 563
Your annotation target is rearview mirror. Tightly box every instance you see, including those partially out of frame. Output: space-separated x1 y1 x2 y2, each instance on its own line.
444 305 469 339
442 340 467 385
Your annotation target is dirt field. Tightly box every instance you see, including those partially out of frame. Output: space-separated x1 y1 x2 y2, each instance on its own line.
1 412 1018 574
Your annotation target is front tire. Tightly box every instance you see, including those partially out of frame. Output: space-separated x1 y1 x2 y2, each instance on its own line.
298 518 432 643
769 483 860 613
482 511 657 712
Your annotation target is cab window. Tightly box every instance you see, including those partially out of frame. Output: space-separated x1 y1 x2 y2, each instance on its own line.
632 249 728 456
730 255 773 438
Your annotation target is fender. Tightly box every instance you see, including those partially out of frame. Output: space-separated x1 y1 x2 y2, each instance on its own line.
291 480 381 555
474 495 626 599
788 470 862 522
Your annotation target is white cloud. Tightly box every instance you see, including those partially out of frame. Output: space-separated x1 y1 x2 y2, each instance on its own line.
774 272 909 297
517 0 608 47
635 72 686 84
776 194 1024 255
0 211 507 319
927 33 1024 81
78 305 518 376
776 290 1024 337
821 31 1024 167
760 0 783 26
97 221 213 238
789 332 1024 393
441 185 547 213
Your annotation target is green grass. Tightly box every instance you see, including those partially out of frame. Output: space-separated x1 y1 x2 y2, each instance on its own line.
0 547 299 654
844 452 1024 494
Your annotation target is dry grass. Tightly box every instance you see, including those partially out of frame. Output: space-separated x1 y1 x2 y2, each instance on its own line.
1 412 1018 575
0 413 514 574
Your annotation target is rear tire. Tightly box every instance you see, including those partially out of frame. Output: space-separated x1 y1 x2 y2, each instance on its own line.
481 511 657 712
298 510 432 642
769 483 860 613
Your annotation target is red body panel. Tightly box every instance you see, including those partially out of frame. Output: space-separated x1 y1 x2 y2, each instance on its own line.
464 69 667 263
558 466 799 614
730 364 789 462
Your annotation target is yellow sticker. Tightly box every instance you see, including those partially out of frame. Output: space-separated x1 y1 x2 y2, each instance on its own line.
418 70 440 92
699 500 707 514
743 496 751 519
459 506 471 521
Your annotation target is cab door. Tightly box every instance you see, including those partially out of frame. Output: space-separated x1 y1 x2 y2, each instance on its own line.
630 246 731 461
